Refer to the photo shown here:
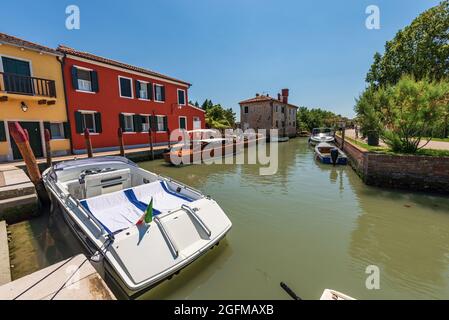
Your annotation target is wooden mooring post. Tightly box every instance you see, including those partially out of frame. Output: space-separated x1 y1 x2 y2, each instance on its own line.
8 121 49 204
148 129 154 160
44 129 52 168
118 127 125 157
84 128 93 158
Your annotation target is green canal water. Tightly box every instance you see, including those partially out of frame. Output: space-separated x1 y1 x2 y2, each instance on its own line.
9 138 449 299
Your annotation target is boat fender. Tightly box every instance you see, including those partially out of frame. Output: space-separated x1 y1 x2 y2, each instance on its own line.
330 148 339 166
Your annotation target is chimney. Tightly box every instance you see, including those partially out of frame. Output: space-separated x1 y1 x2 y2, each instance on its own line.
277 93 281 101
281 88 289 104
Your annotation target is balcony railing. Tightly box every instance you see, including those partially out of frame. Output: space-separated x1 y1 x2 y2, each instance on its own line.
0 72 56 98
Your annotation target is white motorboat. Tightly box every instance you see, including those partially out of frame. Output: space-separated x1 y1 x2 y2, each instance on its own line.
42 156 232 297
320 289 355 300
308 128 335 145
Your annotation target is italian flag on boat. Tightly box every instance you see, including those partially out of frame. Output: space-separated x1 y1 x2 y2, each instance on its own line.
137 197 153 225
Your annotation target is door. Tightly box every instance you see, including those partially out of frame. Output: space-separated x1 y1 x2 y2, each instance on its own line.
2 57 33 94
9 122 43 160
179 117 187 130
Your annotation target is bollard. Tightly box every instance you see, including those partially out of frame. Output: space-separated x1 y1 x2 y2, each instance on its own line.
44 129 52 168
167 128 171 149
8 122 49 204
148 129 154 160
118 127 125 157
84 128 93 158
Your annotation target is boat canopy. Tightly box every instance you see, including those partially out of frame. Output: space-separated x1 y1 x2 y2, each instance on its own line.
53 156 137 171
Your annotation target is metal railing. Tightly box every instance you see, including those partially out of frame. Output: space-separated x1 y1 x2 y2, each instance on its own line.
0 72 56 98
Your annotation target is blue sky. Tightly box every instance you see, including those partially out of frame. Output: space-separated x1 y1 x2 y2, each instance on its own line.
0 0 441 119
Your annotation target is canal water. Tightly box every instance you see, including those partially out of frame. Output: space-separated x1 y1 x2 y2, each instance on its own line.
9 138 449 299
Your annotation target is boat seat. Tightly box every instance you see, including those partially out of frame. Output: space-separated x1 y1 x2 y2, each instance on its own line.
80 180 193 234
84 168 131 198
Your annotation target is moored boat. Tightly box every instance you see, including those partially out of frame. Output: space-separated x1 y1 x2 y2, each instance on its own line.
314 142 347 165
308 128 335 145
320 289 355 300
42 156 232 297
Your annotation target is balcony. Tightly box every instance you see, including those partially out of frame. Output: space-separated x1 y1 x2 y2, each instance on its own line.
0 72 56 99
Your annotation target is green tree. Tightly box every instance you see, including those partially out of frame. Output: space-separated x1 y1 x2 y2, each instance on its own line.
366 1 449 88
200 99 237 129
356 76 449 153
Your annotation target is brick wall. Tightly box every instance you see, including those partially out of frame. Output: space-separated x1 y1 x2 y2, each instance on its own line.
335 135 449 194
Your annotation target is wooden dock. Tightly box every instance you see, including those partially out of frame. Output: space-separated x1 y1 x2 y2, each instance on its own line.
0 254 115 300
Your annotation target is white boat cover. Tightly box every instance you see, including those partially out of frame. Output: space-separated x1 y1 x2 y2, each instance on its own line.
80 181 193 234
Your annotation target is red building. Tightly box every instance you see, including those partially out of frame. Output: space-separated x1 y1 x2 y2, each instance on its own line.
58 45 205 154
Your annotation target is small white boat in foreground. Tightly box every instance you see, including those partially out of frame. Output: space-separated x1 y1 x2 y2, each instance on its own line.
43 156 232 297
320 289 355 300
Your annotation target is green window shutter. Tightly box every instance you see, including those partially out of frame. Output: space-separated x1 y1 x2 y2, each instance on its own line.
163 116 168 131
119 113 125 129
75 112 84 133
148 83 153 100
63 122 71 139
135 81 141 99
0 121 6 142
43 122 52 139
133 114 142 132
71 66 79 90
94 113 102 133
161 86 165 101
91 71 99 92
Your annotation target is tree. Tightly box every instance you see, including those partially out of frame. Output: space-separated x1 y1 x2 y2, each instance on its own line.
201 99 236 129
296 107 344 131
355 76 449 153
366 0 449 88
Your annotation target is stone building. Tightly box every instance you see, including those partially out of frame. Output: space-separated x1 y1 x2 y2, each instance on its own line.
239 89 298 137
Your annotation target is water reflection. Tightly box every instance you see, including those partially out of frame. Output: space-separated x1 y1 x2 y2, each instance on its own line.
346 168 449 299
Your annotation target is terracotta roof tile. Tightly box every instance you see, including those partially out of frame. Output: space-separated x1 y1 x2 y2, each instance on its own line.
239 95 299 108
0 32 60 55
58 45 190 86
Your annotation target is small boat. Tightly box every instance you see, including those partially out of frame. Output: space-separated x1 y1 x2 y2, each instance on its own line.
298 130 311 137
320 289 355 300
42 156 232 297
308 128 335 145
314 142 347 165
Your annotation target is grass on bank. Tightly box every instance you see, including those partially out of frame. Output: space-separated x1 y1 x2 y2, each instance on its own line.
343 136 449 157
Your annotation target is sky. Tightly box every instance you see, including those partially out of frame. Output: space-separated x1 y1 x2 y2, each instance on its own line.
0 0 442 120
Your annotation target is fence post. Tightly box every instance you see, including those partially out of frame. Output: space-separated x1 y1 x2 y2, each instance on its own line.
84 128 93 158
118 127 125 157
44 129 52 168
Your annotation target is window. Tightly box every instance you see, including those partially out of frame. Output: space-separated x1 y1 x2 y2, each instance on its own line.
276 120 279 128
154 84 165 102
77 69 92 91
157 116 165 131
244 106 249 114
282 121 285 127
83 113 96 132
141 116 150 131
137 81 149 100
177 89 186 105
179 117 187 130
281 107 285 114
119 77 133 98
193 117 201 129
123 115 134 132
50 123 65 139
